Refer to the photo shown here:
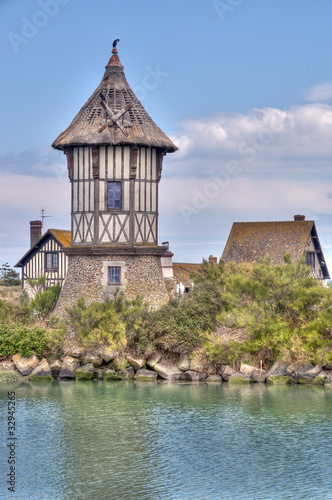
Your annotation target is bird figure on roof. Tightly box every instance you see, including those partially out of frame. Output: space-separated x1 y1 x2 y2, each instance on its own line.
112 39 120 48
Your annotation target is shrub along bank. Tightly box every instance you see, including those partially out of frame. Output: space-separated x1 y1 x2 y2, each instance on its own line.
1 255 332 373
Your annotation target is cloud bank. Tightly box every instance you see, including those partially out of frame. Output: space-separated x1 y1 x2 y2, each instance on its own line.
1 102 332 271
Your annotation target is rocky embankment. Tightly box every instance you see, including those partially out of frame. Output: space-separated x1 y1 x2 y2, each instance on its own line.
0 346 331 385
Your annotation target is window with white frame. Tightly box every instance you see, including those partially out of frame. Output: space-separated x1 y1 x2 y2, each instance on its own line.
45 252 58 271
108 266 121 285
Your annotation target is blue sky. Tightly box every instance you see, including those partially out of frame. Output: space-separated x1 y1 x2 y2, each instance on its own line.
1 0 332 270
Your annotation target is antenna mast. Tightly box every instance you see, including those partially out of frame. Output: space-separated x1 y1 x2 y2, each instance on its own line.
40 209 52 230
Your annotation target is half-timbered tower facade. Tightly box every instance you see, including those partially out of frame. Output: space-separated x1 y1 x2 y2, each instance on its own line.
52 42 177 313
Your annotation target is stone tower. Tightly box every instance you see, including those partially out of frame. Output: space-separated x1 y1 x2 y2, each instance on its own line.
52 42 177 313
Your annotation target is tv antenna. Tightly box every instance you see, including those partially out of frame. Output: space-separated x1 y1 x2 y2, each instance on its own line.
40 209 52 230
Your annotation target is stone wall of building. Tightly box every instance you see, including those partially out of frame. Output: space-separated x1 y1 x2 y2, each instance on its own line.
54 254 169 318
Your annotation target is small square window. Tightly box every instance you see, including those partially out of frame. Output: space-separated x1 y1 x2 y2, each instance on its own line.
45 253 58 270
108 266 121 285
107 182 122 210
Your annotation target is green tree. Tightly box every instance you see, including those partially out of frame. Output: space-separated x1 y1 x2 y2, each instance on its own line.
0 263 21 286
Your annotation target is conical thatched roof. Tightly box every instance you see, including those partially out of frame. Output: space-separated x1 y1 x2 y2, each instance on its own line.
52 46 178 152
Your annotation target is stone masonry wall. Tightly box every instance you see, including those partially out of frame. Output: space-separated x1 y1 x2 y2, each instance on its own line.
54 254 169 318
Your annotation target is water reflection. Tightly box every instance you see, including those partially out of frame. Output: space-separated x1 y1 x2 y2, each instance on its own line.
0 381 331 499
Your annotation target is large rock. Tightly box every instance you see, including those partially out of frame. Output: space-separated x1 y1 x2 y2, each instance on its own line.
178 354 190 372
306 365 323 378
59 356 79 378
228 373 253 384
146 353 161 369
99 348 119 364
127 354 146 370
180 370 206 381
12 354 39 376
75 363 95 380
324 372 332 384
62 343 84 358
30 359 52 381
286 361 314 377
124 366 135 379
220 365 237 381
313 372 327 385
266 375 294 385
0 361 15 371
50 359 62 378
103 369 124 381
134 369 157 382
154 361 182 380
269 360 291 376
190 353 215 375
206 375 222 383
81 355 103 367
240 363 268 383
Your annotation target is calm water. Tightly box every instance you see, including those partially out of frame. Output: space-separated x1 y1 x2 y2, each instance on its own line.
0 381 331 500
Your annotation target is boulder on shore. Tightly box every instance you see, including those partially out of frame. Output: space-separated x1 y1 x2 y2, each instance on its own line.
103 369 124 381
59 356 79 378
146 353 161 369
268 360 291 376
240 363 268 383
228 373 253 384
134 369 157 382
75 363 96 380
178 354 190 372
154 361 182 380
99 348 118 364
81 355 103 367
30 359 52 381
0 361 15 371
180 370 206 381
62 343 84 358
127 354 146 370
266 375 294 385
50 359 62 378
12 353 40 376
313 372 327 385
286 361 314 378
220 365 237 381
206 375 222 383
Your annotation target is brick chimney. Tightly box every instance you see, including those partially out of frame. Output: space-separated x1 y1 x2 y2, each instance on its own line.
209 255 218 264
30 220 42 248
294 215 305 221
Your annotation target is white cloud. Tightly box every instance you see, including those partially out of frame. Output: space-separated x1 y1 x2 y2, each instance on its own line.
306 82 332 102
0 147 67 178
168 104 332 178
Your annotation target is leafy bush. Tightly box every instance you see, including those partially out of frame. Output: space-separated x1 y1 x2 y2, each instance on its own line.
136 282 223 354
29 285 61 319
217 255 332 364
0 324 47 357
66 297 127 350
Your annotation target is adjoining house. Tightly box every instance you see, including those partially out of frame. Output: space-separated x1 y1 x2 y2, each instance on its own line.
222 215 330 279
15 221 71 296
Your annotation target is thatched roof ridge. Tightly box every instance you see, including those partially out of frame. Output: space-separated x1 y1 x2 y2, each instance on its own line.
52 50 177 152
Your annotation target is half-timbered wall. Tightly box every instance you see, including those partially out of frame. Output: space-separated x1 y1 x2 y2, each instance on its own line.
305 235 324 279
70 145 160 246
22 237 68 290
